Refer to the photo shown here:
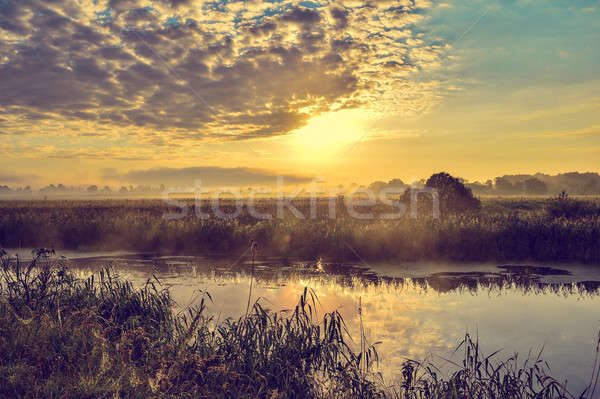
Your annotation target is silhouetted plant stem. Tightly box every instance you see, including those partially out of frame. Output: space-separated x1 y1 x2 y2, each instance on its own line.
245 241 258 318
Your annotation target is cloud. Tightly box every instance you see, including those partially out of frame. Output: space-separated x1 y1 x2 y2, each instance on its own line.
330 7 349 29
281 7 321 26
0 171 40 184
101 166 314 187
556 125 600 138
0 0 445 146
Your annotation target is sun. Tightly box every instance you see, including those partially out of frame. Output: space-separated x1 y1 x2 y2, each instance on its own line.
291 109 373 162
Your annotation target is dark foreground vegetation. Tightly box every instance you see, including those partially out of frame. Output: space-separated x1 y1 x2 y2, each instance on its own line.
1 192 599 263
1 250 598 398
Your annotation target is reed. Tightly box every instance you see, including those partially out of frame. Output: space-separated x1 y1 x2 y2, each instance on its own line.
0 250 596 398
0 197 599 263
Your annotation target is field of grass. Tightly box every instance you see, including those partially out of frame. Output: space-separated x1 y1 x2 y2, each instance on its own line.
0 196 599 263
1 250 594 398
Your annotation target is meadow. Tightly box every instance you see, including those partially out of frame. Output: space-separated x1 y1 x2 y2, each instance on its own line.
0 195 599 263
1 250 594 398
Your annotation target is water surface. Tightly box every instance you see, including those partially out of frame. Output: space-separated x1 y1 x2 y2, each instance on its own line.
7 249 600 394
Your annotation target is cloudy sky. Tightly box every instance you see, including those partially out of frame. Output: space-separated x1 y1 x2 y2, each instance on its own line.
0 0 598 187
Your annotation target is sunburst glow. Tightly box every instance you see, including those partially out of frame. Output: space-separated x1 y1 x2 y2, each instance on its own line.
291 109 373 161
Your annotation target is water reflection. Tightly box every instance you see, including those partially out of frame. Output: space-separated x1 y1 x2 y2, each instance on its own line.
68 254 600 297
55 253 600 393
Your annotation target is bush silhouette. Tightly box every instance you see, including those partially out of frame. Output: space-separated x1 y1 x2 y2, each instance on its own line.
402 172 481 215
545 191 600 218
426 172 481 213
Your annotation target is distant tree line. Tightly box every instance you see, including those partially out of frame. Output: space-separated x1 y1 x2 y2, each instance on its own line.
367 172 600 196
487 172 600 195
0 184 168 196
0 172 599 198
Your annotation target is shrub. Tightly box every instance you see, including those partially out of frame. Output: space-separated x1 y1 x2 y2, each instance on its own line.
545 191 600 218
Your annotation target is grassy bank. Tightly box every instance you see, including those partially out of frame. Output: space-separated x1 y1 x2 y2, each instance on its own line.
1 197 599 263
0 250 596 398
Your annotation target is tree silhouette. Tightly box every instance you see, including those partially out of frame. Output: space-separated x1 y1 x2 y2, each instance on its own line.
524 178 547 195
400 172 481 215
425 172 481 213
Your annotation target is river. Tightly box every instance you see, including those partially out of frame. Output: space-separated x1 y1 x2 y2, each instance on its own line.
6 248 600 394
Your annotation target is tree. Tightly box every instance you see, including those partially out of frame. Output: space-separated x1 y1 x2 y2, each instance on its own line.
425 172 481 213
524 178 547 195
513 181 525 194
583 178 600 195
466 181 491 195
368 181 386 193
387 178 405 188
401 172 481 215
494 177 514 194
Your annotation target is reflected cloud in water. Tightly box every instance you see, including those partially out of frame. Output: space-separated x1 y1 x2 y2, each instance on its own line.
60 254 600 393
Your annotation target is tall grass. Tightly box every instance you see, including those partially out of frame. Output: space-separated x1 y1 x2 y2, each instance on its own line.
1 249 597 398
0 250 380 398
395 333 577 398
0 197 599 263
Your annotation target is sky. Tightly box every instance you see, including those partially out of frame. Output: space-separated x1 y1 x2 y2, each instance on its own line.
0 0 598 188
